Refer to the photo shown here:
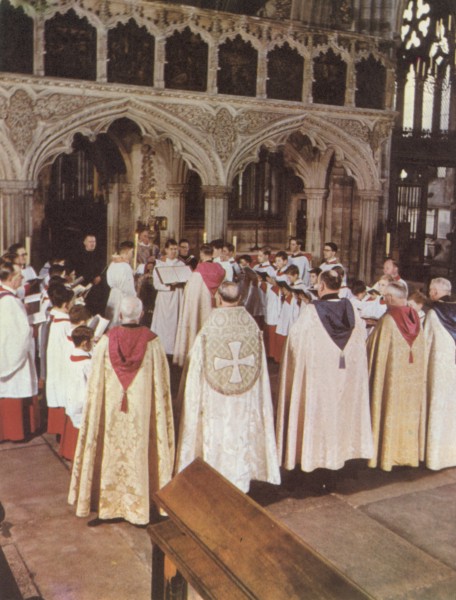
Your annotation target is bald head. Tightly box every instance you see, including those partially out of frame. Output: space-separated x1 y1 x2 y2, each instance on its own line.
120 296 143 323
217 281 241 306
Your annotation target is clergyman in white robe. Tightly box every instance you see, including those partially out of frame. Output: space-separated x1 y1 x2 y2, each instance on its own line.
424 299 456 470
276 273 373 472
151 256 184 355
176 284 280 493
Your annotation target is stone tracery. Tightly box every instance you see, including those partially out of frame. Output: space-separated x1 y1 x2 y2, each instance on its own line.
0 0 402 280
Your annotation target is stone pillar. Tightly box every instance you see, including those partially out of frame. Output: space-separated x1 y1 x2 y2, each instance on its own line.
257 48 268 99
305 188 328 264
202 185 230 242
97 28 108 83
154 37 166 89
207 41 218 94
303 52 313 103
0 182 35 257
164 184 185 240
358 190 381 283
34 17 45 76
345 43 356 108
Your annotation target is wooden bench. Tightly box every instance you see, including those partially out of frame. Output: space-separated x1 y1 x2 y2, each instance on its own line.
148 459 372 599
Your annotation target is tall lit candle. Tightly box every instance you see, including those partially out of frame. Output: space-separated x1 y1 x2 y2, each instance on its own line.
25 236 31 266
133 232 139 271
203 231 207 244
385 232 391 257
0 200 3 254
233 235 237 253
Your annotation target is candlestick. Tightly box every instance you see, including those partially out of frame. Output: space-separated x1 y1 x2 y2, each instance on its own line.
232 235 237 253
385 232 391 257
203 231 207 244
289 222 293 237
133 232 139 271
25 236 31 266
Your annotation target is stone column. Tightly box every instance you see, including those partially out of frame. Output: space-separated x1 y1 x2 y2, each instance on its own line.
345 43 356 108
34 17 45 76
303 52 313 103
202 185 230 242
154 36 166 89
97 28 108 83
0 181 35 256
164 184 186 240
256 48 268 99
358 190 381 283
207 40 218 94
305 188 328 264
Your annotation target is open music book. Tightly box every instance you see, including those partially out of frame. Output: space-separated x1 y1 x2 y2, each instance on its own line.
156 265 192 286
88 315 110 339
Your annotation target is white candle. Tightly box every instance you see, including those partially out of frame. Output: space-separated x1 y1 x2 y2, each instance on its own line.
233 235 237 253
203 231 207 244
133 233 139 270
25 236 31 266
289 222 293 236
385 233 391 256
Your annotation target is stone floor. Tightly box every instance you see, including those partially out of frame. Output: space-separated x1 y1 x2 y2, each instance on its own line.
1 359 456 599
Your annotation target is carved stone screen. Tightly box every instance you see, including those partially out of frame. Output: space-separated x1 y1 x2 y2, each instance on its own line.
45 9 97 81
108 19 154 87
0 0 33 74
312 48 346 106
355 55 386 109
164 27 208 92
230 149 294 220
217 35 258 97
267 43 304 101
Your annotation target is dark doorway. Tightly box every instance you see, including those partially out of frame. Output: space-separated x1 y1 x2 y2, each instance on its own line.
44 132 126 264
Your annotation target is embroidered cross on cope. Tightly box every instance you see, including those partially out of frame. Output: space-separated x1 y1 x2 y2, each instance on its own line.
214 341 255 384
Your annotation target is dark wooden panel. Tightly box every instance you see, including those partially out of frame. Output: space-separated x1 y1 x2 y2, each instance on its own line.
153 459 373 600
149 520 249 600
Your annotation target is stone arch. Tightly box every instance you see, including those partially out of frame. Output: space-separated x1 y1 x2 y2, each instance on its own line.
227 114 381 193
266 36 309 60
24 100 224 187
218 29 264 53
164 26 209 92
0 134 20 180
164 21 214 47
40 3 104 32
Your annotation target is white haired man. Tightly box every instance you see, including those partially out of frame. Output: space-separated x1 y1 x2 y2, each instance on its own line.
175 281 280 493
69 296 174 525
367 281 425 471
424 277 456 470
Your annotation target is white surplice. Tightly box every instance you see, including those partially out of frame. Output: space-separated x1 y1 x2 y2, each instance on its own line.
106 261 136 327
46 308 73 409
66 348 93 429
151 258 183 355
0 286 37 398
